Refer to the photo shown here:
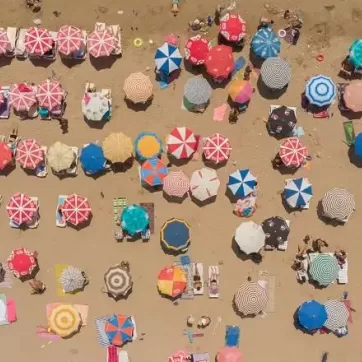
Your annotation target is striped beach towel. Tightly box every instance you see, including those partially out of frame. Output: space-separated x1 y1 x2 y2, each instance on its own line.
0 264 13 288
174 261 194 299
95 316 111 347
107 346 119 362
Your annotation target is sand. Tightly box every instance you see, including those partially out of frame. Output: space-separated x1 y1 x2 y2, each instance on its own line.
0 1 362 361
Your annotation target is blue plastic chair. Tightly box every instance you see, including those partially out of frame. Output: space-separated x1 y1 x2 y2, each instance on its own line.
225 325 240 347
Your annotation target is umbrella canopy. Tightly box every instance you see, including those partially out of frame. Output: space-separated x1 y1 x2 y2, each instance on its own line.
24 27 53 56
343 81 362 112
267 106 297 137
205 45 234 79
323 300 349 332
16 139 44 170
260 57 291 90
251 28 280 59
184 77 212 106
9 83 36 112
219 13 246 43
184 35 211 65
105 314 134 346
134 132 162 160
309 254 339 286
7 247 37 278
355 133 362 158
0 142 13 170
82 92 110 121
227 169 257 198
124 72 153 104
166 127 197 159
190 168 220 201
321 188 355 222
0 29 10 55
157 265 187 298
163 170 190 198
203 133 232 164
234 221 265 254
217 347 243 362
305 75 336 107
47 142 75 172
57 25 83 56
80 143 106 175
141 158 168 187
261 216 289 247
298 300 327 331
6 193 37 225
120 204 149 236
155 42 182 74
48 304 81 338
87 29 116 57
228 80 253 104
59 266 86 293
36 79 64 109
62 194 91 226
279 137 308 168
104 265 132 298
234 282 268 315
102 132 133 163
161 218 191 252
284 178 313 208
349 39 362 68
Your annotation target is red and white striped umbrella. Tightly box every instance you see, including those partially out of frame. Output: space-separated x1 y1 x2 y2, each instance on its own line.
167 127 197 159
36 80 64 109
203 133 232 164
279 137 308 168
9 83 36 112
163 170 190 198
0 29 10 55
6 193 37 225
16 139 44 170
57 25 83 56
87 29 116 58
62 194 91 226
24 27 53 56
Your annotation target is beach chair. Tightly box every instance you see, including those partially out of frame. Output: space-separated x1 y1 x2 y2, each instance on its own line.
65 147 78 175
100 88 112 119
27 197 40 229
15 28 27 58
191 353 210 362
56 195 67 227
338 259 348 284
192 263 204 295
208 266 219 298
5 27 17 57
35 146 48 178
225 325 240 347
75 30 87 59
113 197 127 223
43 31 57 61
0 86 10 119
109 25 122 55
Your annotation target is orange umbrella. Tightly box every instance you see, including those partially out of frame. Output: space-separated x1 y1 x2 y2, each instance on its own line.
157 266 186 298
343 81 362 112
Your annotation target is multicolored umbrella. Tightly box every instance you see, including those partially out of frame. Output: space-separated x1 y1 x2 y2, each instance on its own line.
323 300 349 332
184 76 212 108
16 139 44 170
141 158 168 186
57 25 83 56
349 39 362 68
62 194 91 226
163 170 190 198
234 221 265 254
284 178 313 208
0 29 10 55
36 79 64 109
205 45 234 79
305 75 336 107
227 169 257 198
267 106 297 137
190 168 220 202
161 218 191 252
157 265 187 298
80 143 106 175
102 132 133 163
9 83 36 112
82 92 110 121
309 254 339 286
217 347 243 362
24 27 53 56
343 81 362 112
0 142 13 170
104 265 132 298
134 132 162 160
7 247 37 278
203 133 232 164
166 127 197 159
48 304 81 338
155 42 182 74
59 266 86 293
47 142 75 172
105 314 134 346
279 137 308 168
184 35 211 65
260 57 291 90
228 79 253 104
6 193 37 225
321 188 355 222
262 216 289 247
251 28 280 59
298 300 327 331
219 13 246 43
124 72 153 104
234 282 268 315
120 204 149 236
87 29 116 57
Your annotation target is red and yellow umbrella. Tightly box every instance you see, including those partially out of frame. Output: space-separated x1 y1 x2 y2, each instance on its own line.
157 266 186 298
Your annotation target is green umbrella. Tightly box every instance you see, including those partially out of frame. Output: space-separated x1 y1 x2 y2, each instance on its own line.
120 204 149 236
349 40 362 68
309 254 339 286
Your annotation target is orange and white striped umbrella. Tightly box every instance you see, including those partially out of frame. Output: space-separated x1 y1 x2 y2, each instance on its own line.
57 25 83 56
48 304 81 338
87 29 115 58
123 72 153 104
24 27 53 56
36 79 64 109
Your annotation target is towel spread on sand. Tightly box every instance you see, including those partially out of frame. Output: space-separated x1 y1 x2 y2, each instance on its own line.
0 263 13 288
46 303 89 325
6 299 16 323
213 104 228 122
95 316 111 347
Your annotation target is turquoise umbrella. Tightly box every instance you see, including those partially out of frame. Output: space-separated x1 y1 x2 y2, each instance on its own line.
120 204 149 236
349 40 362 68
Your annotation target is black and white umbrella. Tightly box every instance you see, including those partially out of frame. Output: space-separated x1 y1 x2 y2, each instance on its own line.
234 282 269 315
59 266 86 293
321 188 355 222
267 106 297 137
260 57 291 90
323 300 349 332
104 264 132 298
261 216 290 247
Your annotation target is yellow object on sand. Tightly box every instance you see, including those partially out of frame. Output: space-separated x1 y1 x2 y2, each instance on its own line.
47 142 75 172
55 264 69 296
137 135 160 159
48 304 81 338
133 38 143 47
102 132 133 163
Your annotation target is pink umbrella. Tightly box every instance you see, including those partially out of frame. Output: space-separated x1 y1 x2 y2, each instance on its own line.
24 27 53 56
36 80 64 109
9 83 37 112
16 139 44 170
87 29 116 58
217 347 243 362
165 34 178 46
6 193 37 225
163 170 190 198
203 133 232 164
343 81 362 112
62 194 91 226
0 29 10 55
57 25 83 56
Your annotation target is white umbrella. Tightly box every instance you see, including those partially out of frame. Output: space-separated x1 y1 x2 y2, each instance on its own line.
189 168 220 202
234 221 265 254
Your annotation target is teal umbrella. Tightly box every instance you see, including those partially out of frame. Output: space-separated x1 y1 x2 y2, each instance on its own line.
309 254 339 287
349 40 362 68
120 204 149 236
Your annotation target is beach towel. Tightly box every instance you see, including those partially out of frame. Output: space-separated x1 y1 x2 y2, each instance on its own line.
46 303 89 325
113 197 127 224
95 316 111 347
232 56 246 76
0 294 9 325
54 264 69 296
174 261 194 299
107 346 119 362
36 326 61 340
139 202 154 233
0 263 13 288
213 104 228 122
343 121 356 146
6 299 16 323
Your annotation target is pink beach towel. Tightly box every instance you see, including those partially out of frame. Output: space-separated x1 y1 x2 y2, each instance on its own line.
213 104 228 122
36 326 62 340
6 299 16 323
107 346 119 362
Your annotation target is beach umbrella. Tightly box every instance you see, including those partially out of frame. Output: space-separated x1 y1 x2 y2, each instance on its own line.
227 169 257 198
47 141 75 172
203 133 232 164
234 221 265 254
284 178 313 208
344 81 362 112
157 265 187 298
141 158 168 187
184 35 211 65
279 137 308 168
205 45 234 79
228 79 253 104
309 254 339 286
261 216 289 247
120 204 149 236
36 79 64 109
234 282 268 315
163 170 190 198
59 266 86 293
298 300 327 331
355 133 362 158
134 132 162 160
57 25 83 56
102 132 133 163
323 300 349 332
184 76 212 108
6 193 37 225
161 218 191 252
349 39 362 68
217 347 243 362
48 304 81 338
267 106 297 137
62 194 91 226
155 42 182 74
260 57 291 90
82 92 110 121
80 143 106 175
0 142 13 170
24 27 53 56
7 247 37 278
190 168 220 202
16 139 44 170
123 72 153 104
0 29 10 55
251 28 280 59
166 127 197 159
105 314 134 346
9 83 36 112
305 75 336 107
104 264 132 298
87 29 116 57
219 13 246 43
321 188 355 222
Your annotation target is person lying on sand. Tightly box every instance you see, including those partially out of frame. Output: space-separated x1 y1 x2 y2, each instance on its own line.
335 249 347 266
197 316 211 328
29 279 46 294
312 238 329 253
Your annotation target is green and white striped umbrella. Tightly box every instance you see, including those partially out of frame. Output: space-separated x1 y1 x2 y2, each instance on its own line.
309 254 339 286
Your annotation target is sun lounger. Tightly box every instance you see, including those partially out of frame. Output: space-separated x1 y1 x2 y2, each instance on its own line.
66 147 78 175
208 266 219 298
109 25 122 55
15 28 27 58
27 196 40 229
193 263 204 295
0 294 9 325
95 22 106 32
338 259 348 284
35 146 48 178
113 197 127 223
118 350 130 362
192 353 210 362
130 316 137 340
100 88 112 119
225 325 240 347
0 86 10 119
6 27 17 57
56 195 67 227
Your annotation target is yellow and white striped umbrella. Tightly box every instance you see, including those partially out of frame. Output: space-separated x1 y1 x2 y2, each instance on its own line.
48 304 81 337
123 72 153 104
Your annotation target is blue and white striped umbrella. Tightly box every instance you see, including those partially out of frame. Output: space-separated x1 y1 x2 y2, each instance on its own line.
305 75 336 107
284 178 313 208
227 169 257 198
251 29 281 59
155 42 182 75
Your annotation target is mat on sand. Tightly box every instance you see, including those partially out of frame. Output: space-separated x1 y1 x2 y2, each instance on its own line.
55 264 81 296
